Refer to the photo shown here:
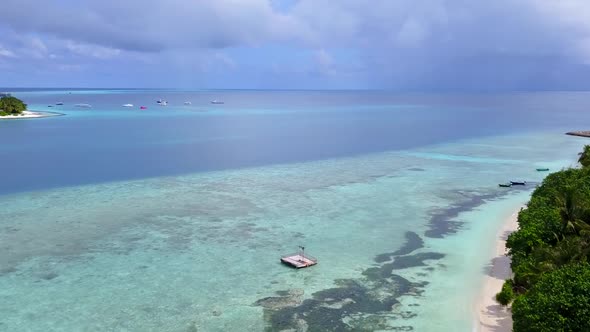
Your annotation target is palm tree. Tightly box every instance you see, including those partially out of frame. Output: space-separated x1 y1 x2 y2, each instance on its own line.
555 184 590 237
578 145 590 168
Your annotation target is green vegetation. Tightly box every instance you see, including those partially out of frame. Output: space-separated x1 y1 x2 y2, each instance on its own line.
498 145 590 331
495 279 514 305
512 264 590 331
0 96 27 116
579 145 590 168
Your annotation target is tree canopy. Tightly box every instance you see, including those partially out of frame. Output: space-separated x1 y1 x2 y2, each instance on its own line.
512 263 590 332
0 96 27 115
496 145 590 331
579 145 590 168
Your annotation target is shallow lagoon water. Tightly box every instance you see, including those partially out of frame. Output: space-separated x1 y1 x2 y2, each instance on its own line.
0 90 588 331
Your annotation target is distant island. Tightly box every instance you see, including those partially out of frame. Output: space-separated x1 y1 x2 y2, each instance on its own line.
0 95 26 116
0 95 56 119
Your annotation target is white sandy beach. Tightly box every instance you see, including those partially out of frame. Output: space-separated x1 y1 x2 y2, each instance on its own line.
475 207 521 332
0 110 57 119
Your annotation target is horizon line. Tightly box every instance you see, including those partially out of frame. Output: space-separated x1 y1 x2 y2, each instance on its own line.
3 87 590 93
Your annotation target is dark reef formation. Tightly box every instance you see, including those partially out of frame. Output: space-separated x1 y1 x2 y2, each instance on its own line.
254 231 442 331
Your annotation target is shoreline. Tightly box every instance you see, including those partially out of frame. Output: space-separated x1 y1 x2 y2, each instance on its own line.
475 207 521 332
0 110 63 119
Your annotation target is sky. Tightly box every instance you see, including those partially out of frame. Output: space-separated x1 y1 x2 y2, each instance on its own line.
1 0 590 90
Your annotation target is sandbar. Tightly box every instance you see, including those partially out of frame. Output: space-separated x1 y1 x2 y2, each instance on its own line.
0 110 62 119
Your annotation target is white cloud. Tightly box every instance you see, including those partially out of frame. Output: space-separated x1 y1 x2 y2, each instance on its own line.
0 0 308 52
0 45 16 58
57 64 83 72
1 0 589 63
313 49 335 75
527 0 590 62
66 41 121 59
396 18 428 47
1 0 590 89
29 37 47 53
315 49 333 67
212 52 237 69
24 37 48 59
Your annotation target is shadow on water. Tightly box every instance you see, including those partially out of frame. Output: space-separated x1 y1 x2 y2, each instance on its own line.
425 184 534 238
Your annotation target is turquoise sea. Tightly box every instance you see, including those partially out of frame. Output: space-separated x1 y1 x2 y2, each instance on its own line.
0 90 588 331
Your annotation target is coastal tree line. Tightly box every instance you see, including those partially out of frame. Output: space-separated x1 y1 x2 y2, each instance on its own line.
496 145 590 331
0 96 26 116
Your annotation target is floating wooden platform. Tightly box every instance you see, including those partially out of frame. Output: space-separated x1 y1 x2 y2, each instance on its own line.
281 253 317 269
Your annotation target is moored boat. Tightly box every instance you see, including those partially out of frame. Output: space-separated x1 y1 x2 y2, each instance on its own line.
499 183 512 188
123 104 134 107
536 168 549 172
510 181 526 185
210 100 224 104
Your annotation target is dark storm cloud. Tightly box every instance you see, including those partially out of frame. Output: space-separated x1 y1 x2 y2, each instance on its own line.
1 0 590 89
0 0 304 52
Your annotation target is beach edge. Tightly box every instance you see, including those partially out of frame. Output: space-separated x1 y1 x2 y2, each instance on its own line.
0 110 63 120
475 207 521 332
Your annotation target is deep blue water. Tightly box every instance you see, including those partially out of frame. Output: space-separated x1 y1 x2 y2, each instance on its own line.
2 89 590 332
1 90 589 195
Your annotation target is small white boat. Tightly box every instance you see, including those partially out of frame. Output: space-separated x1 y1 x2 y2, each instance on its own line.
75 103 92 108
184 101 192 105
122 104 134 107
210 100 224 104
156 99 167 106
